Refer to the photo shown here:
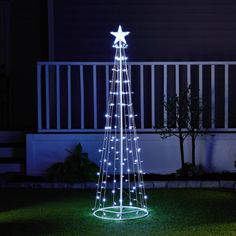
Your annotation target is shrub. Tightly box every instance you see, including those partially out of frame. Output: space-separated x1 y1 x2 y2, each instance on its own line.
176 162 205 178
44 143 99 183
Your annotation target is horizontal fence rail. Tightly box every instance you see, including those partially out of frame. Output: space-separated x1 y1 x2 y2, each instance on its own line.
37 61 236 133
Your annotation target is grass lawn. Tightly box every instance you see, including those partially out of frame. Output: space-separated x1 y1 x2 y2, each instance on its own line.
0 188 235 236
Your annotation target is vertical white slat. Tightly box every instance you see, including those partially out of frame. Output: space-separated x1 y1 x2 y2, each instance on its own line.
163 64 168 125
187 64 191 86
140 65 144 129
211 65 215 128
45 65 50 129
151 64 155 128
128 64 132 88
67 65 71 129
56 64 60 129
93 65 97 129
224 64 229 128
199 64 203 128
175 64 180 128
105 65 109 109
80 65 84 129
37 64 42 130
175 64 179 96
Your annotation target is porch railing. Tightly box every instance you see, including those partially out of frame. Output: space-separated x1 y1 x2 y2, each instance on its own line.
37 61 236 132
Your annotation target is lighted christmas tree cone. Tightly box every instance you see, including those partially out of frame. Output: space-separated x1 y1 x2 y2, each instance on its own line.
92 26 148 220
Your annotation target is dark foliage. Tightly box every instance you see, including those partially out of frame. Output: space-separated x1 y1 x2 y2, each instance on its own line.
175 162 205 178
43 143 99 183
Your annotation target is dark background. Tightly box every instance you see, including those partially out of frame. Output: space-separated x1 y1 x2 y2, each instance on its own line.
1 0 236 130
54 0 236 61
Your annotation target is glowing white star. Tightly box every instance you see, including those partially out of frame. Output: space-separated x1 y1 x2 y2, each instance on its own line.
110 25 130 45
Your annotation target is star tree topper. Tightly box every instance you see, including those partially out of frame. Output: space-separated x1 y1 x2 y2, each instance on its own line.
110 25 130 45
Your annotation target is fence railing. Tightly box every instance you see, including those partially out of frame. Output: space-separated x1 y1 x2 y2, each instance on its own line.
37 61 236 132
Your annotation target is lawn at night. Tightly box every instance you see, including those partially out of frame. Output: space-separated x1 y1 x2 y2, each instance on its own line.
0 189 235 236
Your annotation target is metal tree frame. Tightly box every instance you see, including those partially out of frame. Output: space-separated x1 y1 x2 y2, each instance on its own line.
93 26 148 220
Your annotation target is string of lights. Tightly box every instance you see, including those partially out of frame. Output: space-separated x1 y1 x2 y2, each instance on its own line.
92 26 148 220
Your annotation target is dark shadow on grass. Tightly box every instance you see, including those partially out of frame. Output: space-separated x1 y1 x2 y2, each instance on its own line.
0 188 93 213
0 219 66 236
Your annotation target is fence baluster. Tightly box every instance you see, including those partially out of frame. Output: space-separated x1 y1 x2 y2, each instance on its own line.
224 64 229 128
187 64 191 86
45 65 50 129
151 64 155 128
56 64 60 129
93 65 97 129
106 65 109 109
199 64 203 128
67 65 71 129
80 65 84 129
140 65 144 128
211 65 215 128
163 64 167 125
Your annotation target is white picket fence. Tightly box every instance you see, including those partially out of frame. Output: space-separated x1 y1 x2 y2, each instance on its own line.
37 61 236 132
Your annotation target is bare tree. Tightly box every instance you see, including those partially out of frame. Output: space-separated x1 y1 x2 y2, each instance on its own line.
155 85 205 168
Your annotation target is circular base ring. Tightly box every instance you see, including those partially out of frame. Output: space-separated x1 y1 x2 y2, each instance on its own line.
93 206 148 220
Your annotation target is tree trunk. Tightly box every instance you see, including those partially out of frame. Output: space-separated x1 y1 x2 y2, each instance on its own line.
179 134 185 168
191 134 196 166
